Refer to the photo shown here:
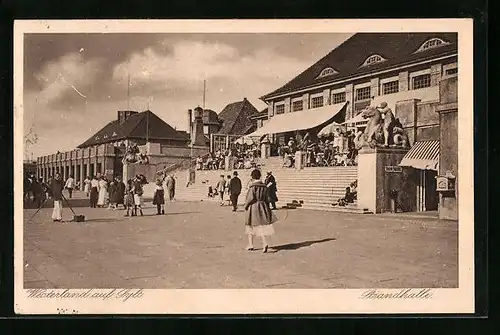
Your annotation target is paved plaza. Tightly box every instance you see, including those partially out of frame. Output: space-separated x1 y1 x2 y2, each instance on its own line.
23 192 458 289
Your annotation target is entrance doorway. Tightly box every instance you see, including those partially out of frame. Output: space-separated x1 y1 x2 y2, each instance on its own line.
416 169 438 211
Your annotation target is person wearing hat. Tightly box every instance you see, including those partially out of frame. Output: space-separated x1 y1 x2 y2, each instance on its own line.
264 171 278 210
244 169 277 253
152 179 165 215
228 171 242 212
132 175 144 216
48 172 65 222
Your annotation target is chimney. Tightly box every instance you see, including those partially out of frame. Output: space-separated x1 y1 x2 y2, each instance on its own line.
191 107 207 147
118 110 138 124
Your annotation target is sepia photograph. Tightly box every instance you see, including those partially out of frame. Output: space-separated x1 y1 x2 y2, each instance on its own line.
14 19 474 314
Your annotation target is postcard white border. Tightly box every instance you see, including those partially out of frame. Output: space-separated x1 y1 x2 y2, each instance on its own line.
14 19 474 314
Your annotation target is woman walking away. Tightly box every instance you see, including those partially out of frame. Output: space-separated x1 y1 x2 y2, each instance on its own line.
215 174 227 206
124 180 135 217
244 169 277 253
153 179 165 215
83 176 91 197
49 173 65 222
89 175 99 208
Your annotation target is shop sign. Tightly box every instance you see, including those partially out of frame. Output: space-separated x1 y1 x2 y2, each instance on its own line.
385 166 402 173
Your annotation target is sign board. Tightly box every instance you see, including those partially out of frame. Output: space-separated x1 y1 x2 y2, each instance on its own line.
385 166 403 173
436 175 456 192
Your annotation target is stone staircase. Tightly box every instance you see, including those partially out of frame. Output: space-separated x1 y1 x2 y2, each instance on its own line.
143 157 372 214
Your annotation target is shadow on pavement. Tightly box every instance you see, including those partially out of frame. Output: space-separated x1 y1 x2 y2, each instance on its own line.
85 218 122 223
167 212 201 215
273 238 336 251
24 198 92 209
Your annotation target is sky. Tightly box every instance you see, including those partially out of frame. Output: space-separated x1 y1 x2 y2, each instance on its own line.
23 33 353 158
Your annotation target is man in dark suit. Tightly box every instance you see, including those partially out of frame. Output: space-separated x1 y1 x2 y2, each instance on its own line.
228 171 242 212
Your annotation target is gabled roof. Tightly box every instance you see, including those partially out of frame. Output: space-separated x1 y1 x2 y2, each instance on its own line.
216 98 259 135
262 33 458 100
249 108 269 120
78 110 189 148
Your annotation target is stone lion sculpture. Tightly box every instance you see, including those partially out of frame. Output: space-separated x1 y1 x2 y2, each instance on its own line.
353 102 410 149
122 142 150 164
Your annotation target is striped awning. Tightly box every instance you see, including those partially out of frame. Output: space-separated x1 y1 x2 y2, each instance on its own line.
399 140 440 171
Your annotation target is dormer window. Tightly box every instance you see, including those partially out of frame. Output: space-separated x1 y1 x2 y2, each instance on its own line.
415 38 449 53
361 54 386 67
317 67 338 78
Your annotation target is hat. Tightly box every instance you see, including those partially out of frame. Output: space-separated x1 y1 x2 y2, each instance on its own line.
377 101 388 109
233 171 238 176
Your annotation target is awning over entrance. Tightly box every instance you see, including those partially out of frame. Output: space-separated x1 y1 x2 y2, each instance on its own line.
399 140 440 171
248 102 347 137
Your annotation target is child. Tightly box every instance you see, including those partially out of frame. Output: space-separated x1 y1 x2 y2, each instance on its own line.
152 179 165 215
208 185 214 198
124 180 135 217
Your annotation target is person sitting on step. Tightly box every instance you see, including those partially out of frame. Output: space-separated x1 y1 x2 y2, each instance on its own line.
333 186 355 207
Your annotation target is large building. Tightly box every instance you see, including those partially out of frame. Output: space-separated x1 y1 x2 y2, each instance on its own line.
252 33 458 217
188 98 260 152
36 110 195 184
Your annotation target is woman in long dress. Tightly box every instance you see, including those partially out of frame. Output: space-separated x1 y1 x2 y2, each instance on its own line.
97 177 108 207
83 176 91 197
244 169 277 253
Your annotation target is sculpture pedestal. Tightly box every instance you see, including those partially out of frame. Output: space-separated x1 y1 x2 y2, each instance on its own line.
122 163 156 183
261 143 270 159
357 146 410 213
294 150 305 170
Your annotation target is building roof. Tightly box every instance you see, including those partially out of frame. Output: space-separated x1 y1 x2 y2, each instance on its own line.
78 110 189 148
250 108 269 120
216 98 259 135
262 33 458 100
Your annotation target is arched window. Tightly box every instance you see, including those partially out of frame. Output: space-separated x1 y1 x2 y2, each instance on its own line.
317 67 338 78
415 38 449 53
361 54 386 67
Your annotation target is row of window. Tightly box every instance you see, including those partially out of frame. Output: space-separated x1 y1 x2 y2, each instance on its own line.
317 38 450 79
354 73 432 101
275 67 457 112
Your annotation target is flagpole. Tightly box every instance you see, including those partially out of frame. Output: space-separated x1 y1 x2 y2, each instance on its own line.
203 79 206 109
127 73 131 110
146 108 149 143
